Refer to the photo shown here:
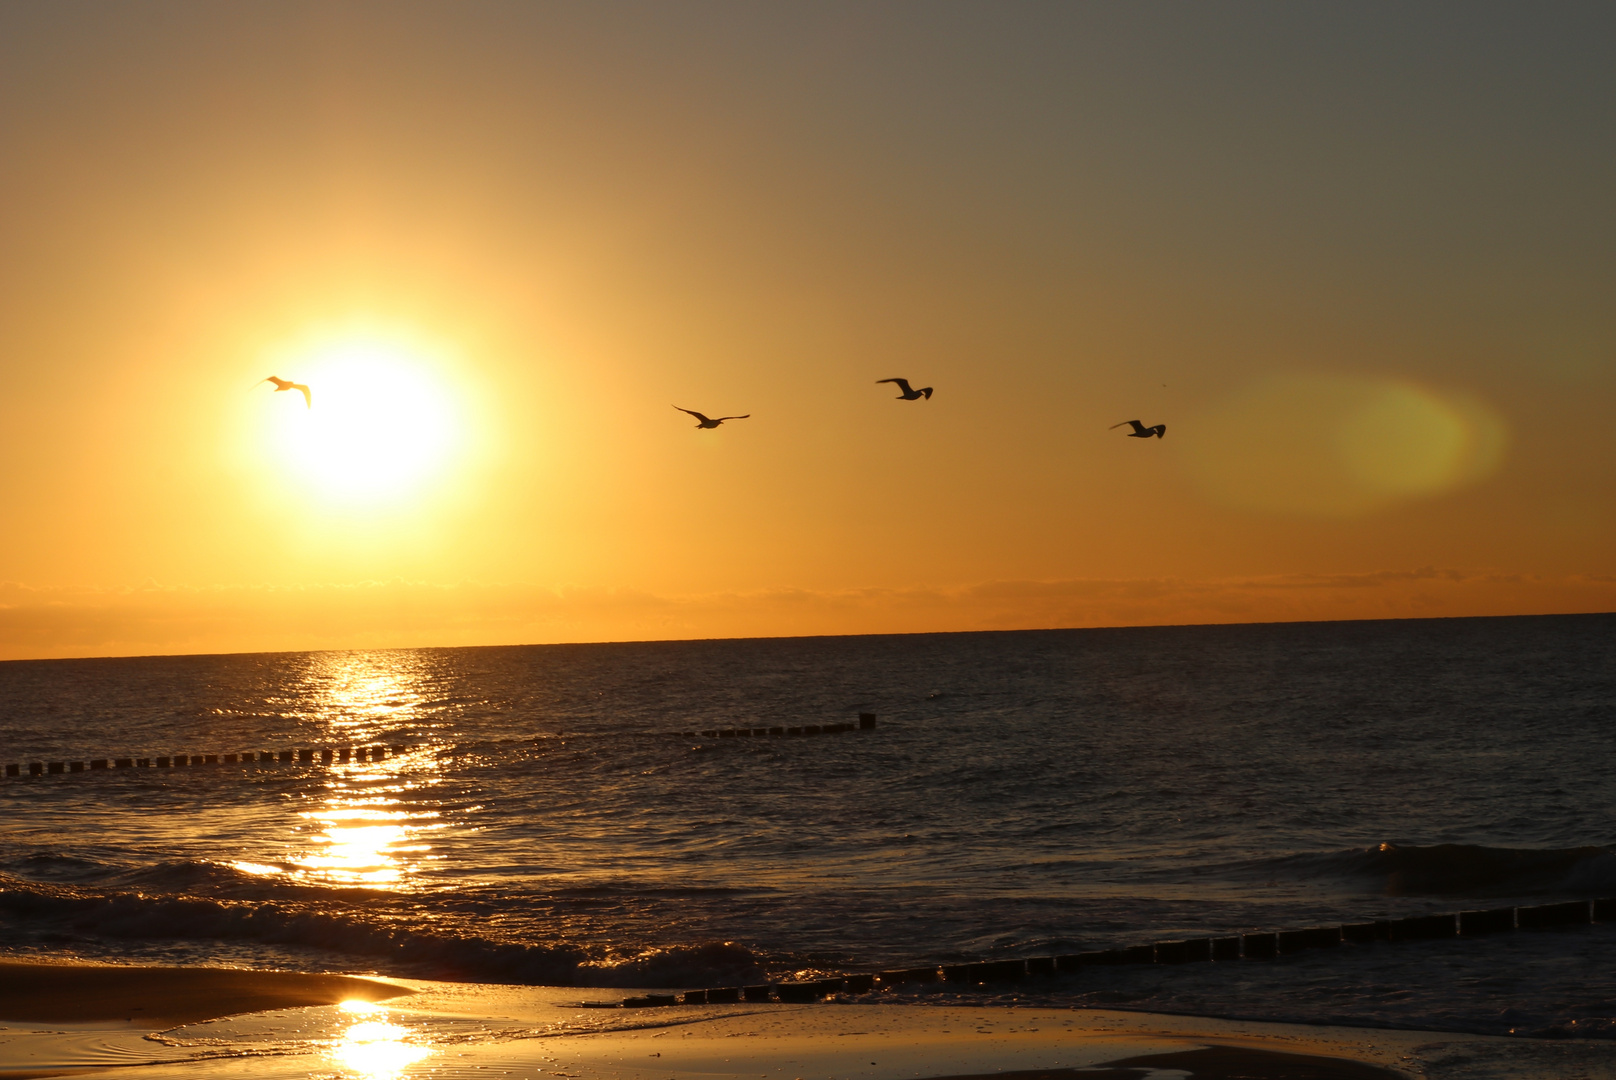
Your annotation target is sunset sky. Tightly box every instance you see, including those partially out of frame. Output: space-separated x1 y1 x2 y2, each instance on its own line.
2 2 1613 659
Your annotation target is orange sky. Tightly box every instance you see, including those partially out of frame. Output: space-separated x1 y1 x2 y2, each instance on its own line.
1 3 1613 659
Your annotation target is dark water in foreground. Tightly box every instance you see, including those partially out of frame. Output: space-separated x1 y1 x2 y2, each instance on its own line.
2 613 1614 1037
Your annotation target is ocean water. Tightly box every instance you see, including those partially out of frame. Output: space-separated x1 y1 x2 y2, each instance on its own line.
2 613 1615 1038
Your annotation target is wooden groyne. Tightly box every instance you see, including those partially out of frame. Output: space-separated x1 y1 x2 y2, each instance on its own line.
1 714 879 779
2 744 410 777
618 896 1616 1006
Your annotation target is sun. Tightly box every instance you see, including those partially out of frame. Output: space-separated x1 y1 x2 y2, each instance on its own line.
259 331 465 503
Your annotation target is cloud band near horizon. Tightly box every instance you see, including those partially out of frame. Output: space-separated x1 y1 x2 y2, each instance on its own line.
2 572 1611 662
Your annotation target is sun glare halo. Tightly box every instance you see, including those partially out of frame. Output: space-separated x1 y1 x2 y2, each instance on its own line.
258 332 467 504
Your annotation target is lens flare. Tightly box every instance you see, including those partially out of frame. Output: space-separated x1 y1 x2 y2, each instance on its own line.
1185 373 1508 517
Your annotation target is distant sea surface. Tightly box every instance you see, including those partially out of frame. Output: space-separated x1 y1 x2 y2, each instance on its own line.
3 614 1615 1037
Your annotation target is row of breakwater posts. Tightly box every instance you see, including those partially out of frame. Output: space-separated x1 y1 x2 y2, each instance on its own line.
618 897 1616 1008
678 713 878 739
0 715 882 780
2 745 413 777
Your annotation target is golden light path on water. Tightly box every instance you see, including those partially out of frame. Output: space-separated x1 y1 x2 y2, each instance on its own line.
293 802 433 887
233 652 449 889
306 655 443 1076
331 1000 433 1079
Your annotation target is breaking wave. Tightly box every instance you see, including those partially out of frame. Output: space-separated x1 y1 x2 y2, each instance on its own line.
0 871 766 988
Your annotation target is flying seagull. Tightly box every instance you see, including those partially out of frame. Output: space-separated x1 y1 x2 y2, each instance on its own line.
877 378 933 400
1111 420 1166 439
259 375 311 408
674 406 750 429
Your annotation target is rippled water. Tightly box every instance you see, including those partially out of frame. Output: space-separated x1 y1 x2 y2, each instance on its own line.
2 613 1614 1036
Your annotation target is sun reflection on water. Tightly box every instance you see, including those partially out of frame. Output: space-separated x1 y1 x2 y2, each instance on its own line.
316 653 430 733
233 652 453 891
331 1000 432 1079
293 804 436 887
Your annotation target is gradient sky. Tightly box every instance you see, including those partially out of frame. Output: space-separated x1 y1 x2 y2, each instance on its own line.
2 1 1613 659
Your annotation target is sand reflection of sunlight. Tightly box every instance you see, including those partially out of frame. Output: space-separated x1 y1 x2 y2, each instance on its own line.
332 1001 432 1079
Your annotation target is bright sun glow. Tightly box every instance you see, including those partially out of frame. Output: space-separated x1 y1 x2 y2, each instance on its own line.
259 331 466 503
331 1001 432 1079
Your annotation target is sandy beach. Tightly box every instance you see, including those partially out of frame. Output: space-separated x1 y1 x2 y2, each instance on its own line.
0 961 412 1029
3 962 1614 1080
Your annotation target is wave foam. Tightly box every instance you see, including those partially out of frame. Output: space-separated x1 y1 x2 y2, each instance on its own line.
0 873 766 988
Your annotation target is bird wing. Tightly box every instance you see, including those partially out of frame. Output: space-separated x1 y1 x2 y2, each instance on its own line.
263 375 290 390
876 378 913 393
674 406 711 422
715 414 750 422
920 387 933 399
1109 420 1140 430
1153 424 1165 437
294 383 312 408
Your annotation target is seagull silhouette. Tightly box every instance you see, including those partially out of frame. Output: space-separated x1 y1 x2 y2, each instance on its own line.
877 378 933 400
259 375 311 408
674 406 750 429
1111 420 1166 439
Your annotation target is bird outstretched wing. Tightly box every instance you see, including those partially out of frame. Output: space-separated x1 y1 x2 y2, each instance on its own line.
714 415 750 422
259 375 310 406
673 406 712 423
1110 420 1145 433
876 378 913 393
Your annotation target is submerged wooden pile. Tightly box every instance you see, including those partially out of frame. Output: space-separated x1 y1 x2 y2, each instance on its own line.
623 896 1616 1006
2 744 411 777
1 713 880 778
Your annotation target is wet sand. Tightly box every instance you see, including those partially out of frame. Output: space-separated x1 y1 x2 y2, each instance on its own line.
3 963 1614 1079
0 961 411 1028
925 1045 1403 1078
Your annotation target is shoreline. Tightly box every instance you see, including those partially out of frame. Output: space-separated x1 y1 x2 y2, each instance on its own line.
4 961 1613 1079
0 961 412 1029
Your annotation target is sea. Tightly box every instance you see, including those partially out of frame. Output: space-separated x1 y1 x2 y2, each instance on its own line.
2 613 1614 1040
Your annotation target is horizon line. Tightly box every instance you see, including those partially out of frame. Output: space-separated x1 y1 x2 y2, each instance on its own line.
4 608 1609 666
